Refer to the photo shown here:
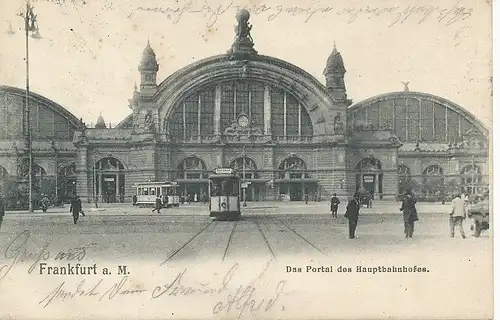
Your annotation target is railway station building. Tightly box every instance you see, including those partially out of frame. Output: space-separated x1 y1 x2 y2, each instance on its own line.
0 10 489 206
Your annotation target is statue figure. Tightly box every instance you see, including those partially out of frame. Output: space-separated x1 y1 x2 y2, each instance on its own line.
333 112 344 134
235 9 253 42
401 81 410 92
144 111 155 131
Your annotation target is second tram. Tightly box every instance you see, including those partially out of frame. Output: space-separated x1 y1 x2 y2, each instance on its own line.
134 181 180 208
209 168 241 220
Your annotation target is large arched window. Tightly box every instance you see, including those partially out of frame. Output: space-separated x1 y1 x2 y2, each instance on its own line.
460 164 482 195
93 157 126 203
177 157 207 180
166 81 313 141
230 157 258 180
278 157 308 179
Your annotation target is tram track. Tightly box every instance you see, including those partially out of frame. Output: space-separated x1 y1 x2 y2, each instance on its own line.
270 216 327 256
222 221 238 262
254 220 277 261
160 220 215 265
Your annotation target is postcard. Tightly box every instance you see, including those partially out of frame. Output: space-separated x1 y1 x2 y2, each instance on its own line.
0 0 492 318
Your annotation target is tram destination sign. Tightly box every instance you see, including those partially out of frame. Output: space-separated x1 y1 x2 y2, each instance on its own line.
214 168 234 175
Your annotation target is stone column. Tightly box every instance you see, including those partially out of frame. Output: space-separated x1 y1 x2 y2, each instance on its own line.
214 85 222 136
264 86 271 136
76 147 89 203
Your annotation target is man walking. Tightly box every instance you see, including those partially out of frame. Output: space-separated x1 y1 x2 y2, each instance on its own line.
330 193 340 218
450 194 467 238
344 193 360 239
70 195 83 224
152 195 162 213
400 190 418 238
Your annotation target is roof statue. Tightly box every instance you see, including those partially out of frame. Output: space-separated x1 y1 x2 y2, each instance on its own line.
402 81 410 92
229 9 257 57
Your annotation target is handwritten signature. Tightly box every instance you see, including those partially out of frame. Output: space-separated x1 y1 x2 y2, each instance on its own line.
0 230 87 284
39 262 287 317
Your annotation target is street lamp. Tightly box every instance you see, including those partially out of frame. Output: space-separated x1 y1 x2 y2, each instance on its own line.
242 144 247 207
17 2 42 212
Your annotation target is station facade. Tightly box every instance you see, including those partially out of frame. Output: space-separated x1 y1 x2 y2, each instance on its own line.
0 11 489 206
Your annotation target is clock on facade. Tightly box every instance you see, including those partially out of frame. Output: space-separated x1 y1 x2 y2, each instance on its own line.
237 114 249 128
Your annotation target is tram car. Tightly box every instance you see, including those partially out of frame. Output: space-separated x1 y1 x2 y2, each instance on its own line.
208 168 241 221
134 181 180 208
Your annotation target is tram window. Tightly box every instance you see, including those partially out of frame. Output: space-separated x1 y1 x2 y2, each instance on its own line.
210 180 222 196
143 188 149 195
150 188 156 195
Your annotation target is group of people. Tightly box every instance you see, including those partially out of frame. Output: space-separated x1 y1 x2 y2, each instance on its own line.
330 191 476 240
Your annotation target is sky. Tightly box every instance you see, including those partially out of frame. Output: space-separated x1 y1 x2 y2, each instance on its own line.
0 0 492 129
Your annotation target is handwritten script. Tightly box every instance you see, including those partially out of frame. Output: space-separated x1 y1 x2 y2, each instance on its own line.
30 0 474 28
0 230 88 284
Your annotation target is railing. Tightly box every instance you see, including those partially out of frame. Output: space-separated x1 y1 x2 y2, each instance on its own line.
167 134 336 144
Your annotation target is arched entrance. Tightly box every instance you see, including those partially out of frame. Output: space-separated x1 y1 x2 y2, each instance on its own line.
176 157 208 202
356 157 383 196
230 156 263 201
93 157 125 203
397 164 412 195
32 164 48 200
422 165 444 197
277 156 315 201
0 166 9 195
460 164 482 195
57 163 77 203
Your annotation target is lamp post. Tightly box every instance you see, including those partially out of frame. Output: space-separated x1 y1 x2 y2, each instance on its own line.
18 2 42 212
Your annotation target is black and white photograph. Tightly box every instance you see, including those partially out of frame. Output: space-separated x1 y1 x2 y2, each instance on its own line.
0 0 493 318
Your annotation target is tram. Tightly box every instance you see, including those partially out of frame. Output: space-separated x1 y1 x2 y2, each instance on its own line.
208 168 241 220
134 181 180 208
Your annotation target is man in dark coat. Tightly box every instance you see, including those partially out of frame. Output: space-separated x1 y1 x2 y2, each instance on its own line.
70 196 83 224
152 195 162 213
400 190 418 238
330 193 340 218
0 195 5 229
344 194 360 239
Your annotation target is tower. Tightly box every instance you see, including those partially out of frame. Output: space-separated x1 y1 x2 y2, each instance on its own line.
323 44 347 102
138 41 159 96
95 113 106 129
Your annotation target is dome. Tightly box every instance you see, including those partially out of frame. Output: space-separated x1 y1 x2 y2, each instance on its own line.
95 113 106 129
139 41 159 71
323 45 346 75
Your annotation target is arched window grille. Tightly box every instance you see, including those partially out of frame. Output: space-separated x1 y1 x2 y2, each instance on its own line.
177 157 207 180
230 157 258 180
278 157 308 179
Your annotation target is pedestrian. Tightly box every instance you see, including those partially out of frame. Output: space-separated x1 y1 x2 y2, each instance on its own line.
70 196 83 224
450 194 467 238
400 190 418 238
152 195 162 213
132 195 137 206
304 193 309 204
344 194 360 239
40 194 50 213
0 194 5 229
330 193 340 218
94 196 99 208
